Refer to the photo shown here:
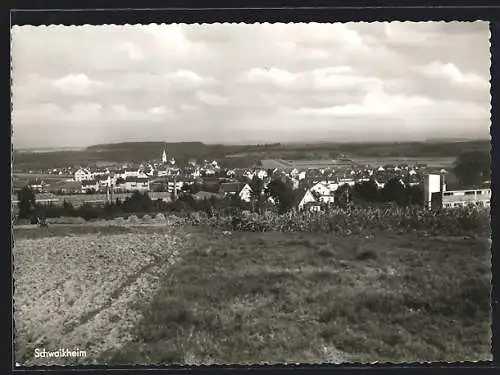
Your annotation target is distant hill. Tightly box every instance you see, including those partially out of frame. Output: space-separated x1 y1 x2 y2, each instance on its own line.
12 139 490 171
86 141 206 153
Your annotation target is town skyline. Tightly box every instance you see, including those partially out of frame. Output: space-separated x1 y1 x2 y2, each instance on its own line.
11 22 490 149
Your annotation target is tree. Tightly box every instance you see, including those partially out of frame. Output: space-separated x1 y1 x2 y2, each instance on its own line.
406 185 424 207
453 151 490 187
334 183 352 208
123 191 153 212
249 176 265 212
186 182 201 195
353 180 379 202
17 186 36 219
265 179 295 214
381 178 407 206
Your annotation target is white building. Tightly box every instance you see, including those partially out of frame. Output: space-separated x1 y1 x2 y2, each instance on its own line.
119 177 150 192
239 184 253 203
310 182 331 196
424 174 446 209
74 168 93 182
424 173 490 209
298 190 320 211
256 170 268 180
442 189 491 208
81 180 99 193
298 189 336 212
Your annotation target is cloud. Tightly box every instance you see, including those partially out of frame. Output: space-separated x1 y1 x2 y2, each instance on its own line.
10 22 490 148
116 42 145 61
420 61 489 90
290 88 433 117
241 67 297 87
195 91 228 106
51 73 107 96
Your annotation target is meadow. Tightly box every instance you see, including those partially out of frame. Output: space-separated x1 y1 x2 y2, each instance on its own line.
103 227 491 364
13 206 491 365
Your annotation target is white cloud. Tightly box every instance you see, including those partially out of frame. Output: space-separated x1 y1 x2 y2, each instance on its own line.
117 42 145 61
384 22 434 44
241 67 297 87
420 61 489 90
195 91 227 106
164 69 214 84
291 89 433 117
148 106 171 116
52 73 106 96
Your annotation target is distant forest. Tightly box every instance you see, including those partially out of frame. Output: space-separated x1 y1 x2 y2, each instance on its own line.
12 140 490 171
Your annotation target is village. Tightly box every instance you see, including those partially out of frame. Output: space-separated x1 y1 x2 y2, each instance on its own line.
12 146 491 212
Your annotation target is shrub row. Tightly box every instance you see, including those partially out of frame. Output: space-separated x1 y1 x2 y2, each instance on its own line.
172 206 490 236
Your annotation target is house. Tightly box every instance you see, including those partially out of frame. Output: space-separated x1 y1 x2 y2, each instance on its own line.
92 168 109 177
219 182 253 202
27 178 46 193
338 178 356 187
81 180 99 193
157 169 170 177
95 174 112 189
116 177 150 192
244 171 255 180
310 182 331 196
74 168 93 182
298 190 322 212
256 170 268 180
152 176 189 193
407 174 421 187
203 168 216 176
49 180 82 194
239 184 253 203
193 191 224 201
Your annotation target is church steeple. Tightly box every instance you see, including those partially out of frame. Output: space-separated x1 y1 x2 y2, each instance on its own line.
161 146 167 164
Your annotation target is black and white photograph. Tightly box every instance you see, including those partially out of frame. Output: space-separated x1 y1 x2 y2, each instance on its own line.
11 21 492 366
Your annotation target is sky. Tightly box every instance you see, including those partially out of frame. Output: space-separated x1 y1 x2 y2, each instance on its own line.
11 22 491 149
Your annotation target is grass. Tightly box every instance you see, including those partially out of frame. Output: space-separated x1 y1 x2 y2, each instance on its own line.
12 224 170 240
101 228 492 365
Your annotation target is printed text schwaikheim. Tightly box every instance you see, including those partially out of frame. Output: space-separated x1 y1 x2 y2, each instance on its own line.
34 348 87 358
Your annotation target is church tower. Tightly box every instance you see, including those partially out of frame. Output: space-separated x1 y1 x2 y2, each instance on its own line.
162 147 167 164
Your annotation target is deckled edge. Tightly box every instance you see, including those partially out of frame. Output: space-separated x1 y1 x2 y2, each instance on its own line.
10 17 18 369
9 18 495 368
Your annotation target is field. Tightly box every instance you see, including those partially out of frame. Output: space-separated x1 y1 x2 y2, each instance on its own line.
13 218 491 365
12 174 73 190
261 157 456 170
349 157 456 169
13 221 184 366
261 159 356 170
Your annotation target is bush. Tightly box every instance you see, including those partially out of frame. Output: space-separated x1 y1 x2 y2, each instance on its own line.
185 206 489 237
